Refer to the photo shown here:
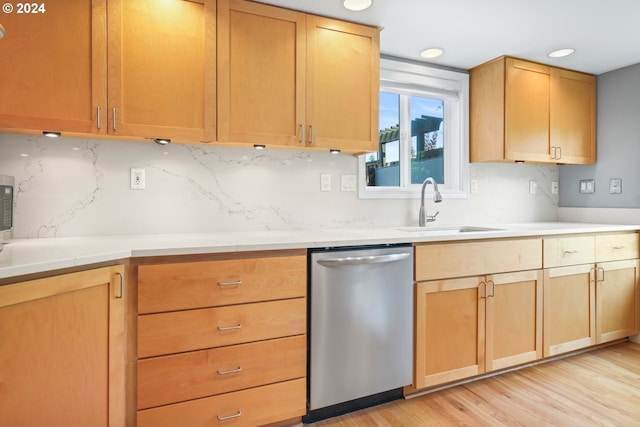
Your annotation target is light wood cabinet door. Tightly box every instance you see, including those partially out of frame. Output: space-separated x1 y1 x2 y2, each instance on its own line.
543 264 596 357
107 0 216 142
485 270 543 371
550 67 596 164
505 58 551 162
217 0 306 147
306 15 379 153
470 56 595 165
0 266 125 427
217 0 379 153
596 259 640 343
0 0 106 135
414 276 485 389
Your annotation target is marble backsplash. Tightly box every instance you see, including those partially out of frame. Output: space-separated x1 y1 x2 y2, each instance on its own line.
0 133 559 238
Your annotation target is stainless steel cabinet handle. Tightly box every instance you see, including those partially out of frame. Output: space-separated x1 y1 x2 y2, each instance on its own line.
112 107 117 131
598 267 605 282
217 324 242 331
590 267 597 283
487 280 496 298
317 253 411 267
299 124 305 144
612 245 625 250
479 281 487 299
309 125 315 144
563 249 578 255
217 366 242 375
557 146 562 160
115 272 124 299
217 410 242 421
217 280 243 287
97 106 102 130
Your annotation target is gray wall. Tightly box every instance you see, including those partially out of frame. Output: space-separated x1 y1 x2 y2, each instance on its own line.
559 63 640 207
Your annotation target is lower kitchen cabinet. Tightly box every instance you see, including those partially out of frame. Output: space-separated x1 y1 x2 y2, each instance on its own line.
135 250 307 427
543 233 640 357
0 265 126 427
413 239 543 390
414 270 543 389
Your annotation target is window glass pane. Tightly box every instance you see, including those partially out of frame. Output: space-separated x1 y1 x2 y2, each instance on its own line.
410 96 444 185
366 92 400 187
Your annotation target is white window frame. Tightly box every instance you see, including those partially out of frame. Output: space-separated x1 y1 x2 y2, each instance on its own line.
358 57 470 199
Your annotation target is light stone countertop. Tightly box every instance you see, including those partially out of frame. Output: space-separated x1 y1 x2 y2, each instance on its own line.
1 222 639 280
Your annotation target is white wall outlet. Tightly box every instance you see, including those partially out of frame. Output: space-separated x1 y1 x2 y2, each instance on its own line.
130 168 145 190
529 180 538 195
579 179 595 194
341 175 357 192
321 174 331 192
551 181 559 195
470 179 478 194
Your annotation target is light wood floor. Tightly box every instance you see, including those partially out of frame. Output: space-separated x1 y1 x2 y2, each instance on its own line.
310 341 640 427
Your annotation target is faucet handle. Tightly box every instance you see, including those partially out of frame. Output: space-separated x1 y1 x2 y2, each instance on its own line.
426 211 439 222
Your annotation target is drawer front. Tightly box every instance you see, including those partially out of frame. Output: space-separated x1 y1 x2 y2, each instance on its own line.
138 298 306 358
595 233 639 262
543 236 595 268
415 239 542 281
138 255 306 314
137 378 306 427
137 335 306 410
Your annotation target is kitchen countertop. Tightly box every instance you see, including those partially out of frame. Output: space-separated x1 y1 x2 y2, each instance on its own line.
1 222 639 280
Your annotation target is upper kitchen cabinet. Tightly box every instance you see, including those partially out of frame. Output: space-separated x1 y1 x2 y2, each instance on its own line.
217 0 379 154
107 0 216 143
470 56 596 164
0 0 215 142
0 0 106 135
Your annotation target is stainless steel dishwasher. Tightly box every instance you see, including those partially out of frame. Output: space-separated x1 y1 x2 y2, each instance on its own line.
305 244 414 422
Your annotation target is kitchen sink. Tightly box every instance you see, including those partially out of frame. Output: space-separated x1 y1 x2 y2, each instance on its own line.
396 226 505 234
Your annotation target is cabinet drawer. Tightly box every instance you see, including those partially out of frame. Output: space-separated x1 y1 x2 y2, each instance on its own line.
138 298 306 358
137 378 306 427
138 255 306 313
543 236 595 268
137 335 306 410
595 233 639 262
415 239 542 281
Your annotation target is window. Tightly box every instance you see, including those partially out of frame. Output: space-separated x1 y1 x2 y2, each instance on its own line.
358 57 469 199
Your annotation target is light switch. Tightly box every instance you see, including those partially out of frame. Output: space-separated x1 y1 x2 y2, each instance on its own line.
579 179 595 194
321 174 331 192
609 178 622 194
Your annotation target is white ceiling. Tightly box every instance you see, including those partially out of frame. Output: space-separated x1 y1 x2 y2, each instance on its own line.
253 0 640 75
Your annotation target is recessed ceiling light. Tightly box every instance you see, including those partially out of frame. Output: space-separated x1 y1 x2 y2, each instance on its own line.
548 48 575 58
342 0 373 11
420 48 444 59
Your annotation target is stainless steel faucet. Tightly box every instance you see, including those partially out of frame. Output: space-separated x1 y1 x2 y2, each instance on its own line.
419 177 443 226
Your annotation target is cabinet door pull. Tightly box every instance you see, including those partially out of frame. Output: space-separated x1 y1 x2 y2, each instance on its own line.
479 281 487 299
612 245 625 250
590 267 597 283
299 124 305 144
115 272 124 299
112 107 117 131
487 280 496 298
97 106 102 130
563 249 578 255
217 366 242 375
556 146 562 160
217 280 243 287
309 125 315 144
217 410 242 421
217 324 242 331
598 267 605 282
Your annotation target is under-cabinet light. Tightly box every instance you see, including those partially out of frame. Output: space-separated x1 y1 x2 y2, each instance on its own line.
153 138 171 145
42 131 61 138
253 144 266 150
329 149 341 154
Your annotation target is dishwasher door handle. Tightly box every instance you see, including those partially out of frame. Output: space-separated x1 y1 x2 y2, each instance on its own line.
317 252 411 267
